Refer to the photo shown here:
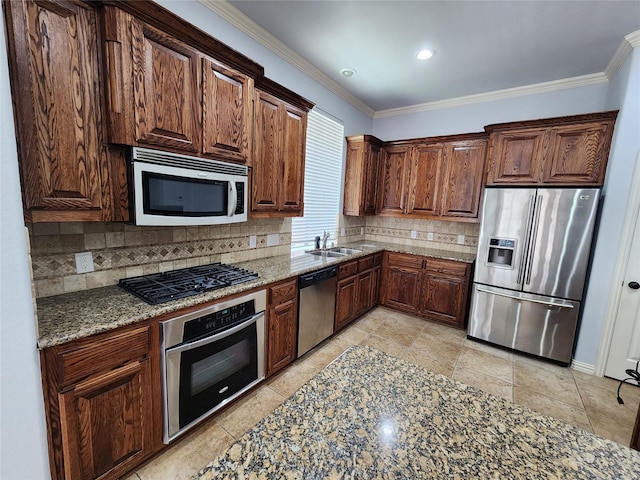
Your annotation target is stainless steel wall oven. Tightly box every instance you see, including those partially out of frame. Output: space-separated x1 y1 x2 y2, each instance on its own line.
160 290 266 443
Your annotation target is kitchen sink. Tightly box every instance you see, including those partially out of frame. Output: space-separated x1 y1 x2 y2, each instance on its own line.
306 249 346 257
305 247 362 257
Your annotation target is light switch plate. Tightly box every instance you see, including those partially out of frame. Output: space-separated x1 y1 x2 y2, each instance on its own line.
411 230 417 239
267 233 279 246
249 235 257 249
427 232 434 241
75 252 94 273
457 235 465 245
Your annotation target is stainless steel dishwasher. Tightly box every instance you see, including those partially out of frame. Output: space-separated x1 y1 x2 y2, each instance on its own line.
297 265 337 357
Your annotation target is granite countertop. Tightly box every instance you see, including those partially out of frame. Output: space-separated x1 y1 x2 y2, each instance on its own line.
195 345 640 479
35 242 475 348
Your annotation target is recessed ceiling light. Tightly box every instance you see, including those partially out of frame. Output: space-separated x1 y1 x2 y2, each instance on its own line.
340 68 357 77
416 49 435 60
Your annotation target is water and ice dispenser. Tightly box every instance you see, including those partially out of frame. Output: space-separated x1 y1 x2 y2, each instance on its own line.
486 237 516 268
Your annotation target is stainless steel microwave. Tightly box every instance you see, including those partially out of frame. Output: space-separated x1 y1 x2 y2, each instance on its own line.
130 147 248 226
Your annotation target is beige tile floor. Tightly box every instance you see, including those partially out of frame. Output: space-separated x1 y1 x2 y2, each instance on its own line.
126 306 640 480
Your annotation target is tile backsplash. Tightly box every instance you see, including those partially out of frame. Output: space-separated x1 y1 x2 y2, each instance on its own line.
30 215 478 298
30 218 291 298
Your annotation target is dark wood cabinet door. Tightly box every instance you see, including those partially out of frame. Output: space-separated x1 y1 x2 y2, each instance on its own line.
280 104 307 214
131 21 200 153
370 266 381 309
408 143 444 216
356 270 374 316
343 140 365 215
335 276 357 331
58 359 154 480
441 140 487 219
5 0 106 221
378 145 412 215
202 59 252 163
382 265 421 314
420 259 471 329
252 91 281 212
542 121 614 185
363 143 382 214
266 298 298 376
486 130 546 184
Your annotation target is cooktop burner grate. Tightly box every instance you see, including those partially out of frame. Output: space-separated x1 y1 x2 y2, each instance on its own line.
119 263 259 305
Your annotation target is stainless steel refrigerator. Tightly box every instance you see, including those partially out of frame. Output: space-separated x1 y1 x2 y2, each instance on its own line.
468 188 600 365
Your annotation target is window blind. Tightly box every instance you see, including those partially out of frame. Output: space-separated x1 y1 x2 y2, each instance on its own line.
291 110 344 249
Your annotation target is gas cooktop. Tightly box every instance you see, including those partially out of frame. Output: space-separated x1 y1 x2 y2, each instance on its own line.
119 263 259 305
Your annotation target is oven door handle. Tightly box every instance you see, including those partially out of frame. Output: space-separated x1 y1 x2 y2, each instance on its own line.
166 311 264 355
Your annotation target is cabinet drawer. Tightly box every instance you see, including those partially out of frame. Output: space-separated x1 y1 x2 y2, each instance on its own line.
358 255 375 272
339 260 358 279
373 253 383 266
58 326 151 387
386 252 423 269
425 258 468 276
270 278 297 304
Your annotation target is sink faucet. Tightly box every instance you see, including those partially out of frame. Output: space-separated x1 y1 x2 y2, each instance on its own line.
322 231 330 249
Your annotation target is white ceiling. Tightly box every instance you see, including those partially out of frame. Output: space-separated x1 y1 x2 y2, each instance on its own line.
218 0 640 114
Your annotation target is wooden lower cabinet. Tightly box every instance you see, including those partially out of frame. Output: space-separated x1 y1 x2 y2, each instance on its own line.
266 278 298 376
382 252 472 329
40 324 162 480
335 255 381 331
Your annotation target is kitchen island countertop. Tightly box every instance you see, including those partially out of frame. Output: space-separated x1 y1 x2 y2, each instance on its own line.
35 242 474 348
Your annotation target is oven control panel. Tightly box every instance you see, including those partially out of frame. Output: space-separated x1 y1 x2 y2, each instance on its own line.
182 301 256 342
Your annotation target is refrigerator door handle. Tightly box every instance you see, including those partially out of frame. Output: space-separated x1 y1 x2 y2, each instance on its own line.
524 195 543 285
476 286 575 309
517 195 536 285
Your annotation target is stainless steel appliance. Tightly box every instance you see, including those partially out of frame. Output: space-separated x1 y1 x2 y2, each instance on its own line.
130 147 248 226
119 263 258 304
297 266 337 357
160 290 266 443
468 188 600 365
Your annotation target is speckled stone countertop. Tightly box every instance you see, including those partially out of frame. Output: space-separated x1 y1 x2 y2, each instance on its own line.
35 242 474 348
195 345 640 479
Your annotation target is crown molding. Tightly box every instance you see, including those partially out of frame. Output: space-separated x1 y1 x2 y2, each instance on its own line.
604 29 640 80
373 73 608 119
198 0 375 117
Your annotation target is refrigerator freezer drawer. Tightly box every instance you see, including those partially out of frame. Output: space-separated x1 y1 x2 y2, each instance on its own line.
468 284 580 364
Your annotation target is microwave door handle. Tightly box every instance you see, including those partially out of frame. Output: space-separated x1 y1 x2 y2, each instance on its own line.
166 312 264 355
228 180 237 217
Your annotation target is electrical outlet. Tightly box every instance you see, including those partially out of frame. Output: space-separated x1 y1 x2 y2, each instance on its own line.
340 228 346 237
427 232 434 241
249 235 257 249
457 235 465 245
410 230 417 239
75 252 94 273
360 227 364 235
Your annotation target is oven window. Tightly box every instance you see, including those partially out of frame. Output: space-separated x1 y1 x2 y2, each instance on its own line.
177 321 259 428
190 339 251 396
143 172 227 216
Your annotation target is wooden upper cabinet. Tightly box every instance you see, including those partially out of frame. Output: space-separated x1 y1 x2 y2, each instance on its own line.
408 143 444 216
485 111 617 186
377 133 487 221
543 121 615 184
130 20 201 153
101 4 263 163
343 135 382 216
251 78 313 217
378 144 412 215
485 129 546 184
202 59 253 162
441 139 487 218
3 0 123 222
281 104 307 212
